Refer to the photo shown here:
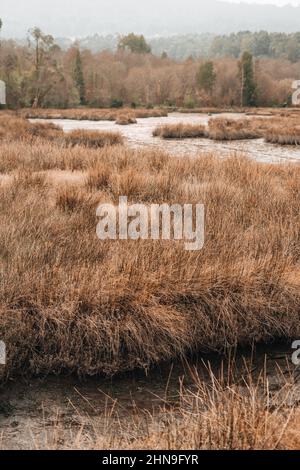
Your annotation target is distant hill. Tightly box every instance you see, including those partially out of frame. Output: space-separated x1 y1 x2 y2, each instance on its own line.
1 0 300 38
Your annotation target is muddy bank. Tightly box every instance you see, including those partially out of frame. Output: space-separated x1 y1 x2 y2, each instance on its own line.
1 344 299 450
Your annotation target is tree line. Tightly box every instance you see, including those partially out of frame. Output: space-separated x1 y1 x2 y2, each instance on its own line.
51 31 300 62
0 23 298 109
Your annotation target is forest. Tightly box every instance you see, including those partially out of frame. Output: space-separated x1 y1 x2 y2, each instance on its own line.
1 24 300 109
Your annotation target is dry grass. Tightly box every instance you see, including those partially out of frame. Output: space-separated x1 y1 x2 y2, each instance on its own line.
63 129 124 148
177 107 300 117
20 108 167 122
208 118 260 141
129 377 300 450
208 115 300 145
153 123 207 138
1 135 300 380
0 115 63 141
31 365 300 450
115 114 137 125
152 118 274 141
0 115 123 149
264 123 300 146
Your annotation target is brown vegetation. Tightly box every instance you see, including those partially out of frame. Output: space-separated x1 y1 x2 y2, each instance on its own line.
153 123 207 138
264 123 300 146
63 129 124 148
0 115 123 148
31 365 300 450
1 129 300 379
208 118 260 140
115 114 137 125
1 34 298 109
152 116 284 142
208 115 300 144
20 108 167 122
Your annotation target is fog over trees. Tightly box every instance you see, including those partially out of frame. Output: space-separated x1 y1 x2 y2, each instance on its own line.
2 0 300 38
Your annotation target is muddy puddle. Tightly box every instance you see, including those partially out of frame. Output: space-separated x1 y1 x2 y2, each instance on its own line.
1 344 299 449
32 112 300 163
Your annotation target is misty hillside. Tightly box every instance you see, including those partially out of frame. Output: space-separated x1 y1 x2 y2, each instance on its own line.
1 0 300 38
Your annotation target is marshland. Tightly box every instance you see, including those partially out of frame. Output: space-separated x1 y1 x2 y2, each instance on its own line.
0 111 300 449
2 10 300 451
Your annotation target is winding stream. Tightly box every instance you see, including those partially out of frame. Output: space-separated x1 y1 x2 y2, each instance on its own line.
32 112 300 163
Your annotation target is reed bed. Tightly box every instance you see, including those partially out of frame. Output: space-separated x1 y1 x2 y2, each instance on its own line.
63 129 124 147
153 123 207 138
208 116 300 144
20 107 168 122
0 115 123 148
0 135 300 379
264 124 300 146
153 117 280 141
208 118 260 141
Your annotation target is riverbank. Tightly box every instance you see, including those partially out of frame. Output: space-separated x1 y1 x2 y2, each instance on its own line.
1 344 299 450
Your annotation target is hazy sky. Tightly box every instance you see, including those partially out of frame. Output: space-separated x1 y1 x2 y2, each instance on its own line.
224 0 300 3
2 0 300 38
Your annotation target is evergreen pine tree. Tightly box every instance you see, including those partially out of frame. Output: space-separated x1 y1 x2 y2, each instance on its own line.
239 52 257 107
73 49 86 105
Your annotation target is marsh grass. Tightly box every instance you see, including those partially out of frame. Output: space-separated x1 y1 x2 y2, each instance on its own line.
153 117 282 142
1 134 300 379
115 114 137 125
63 129 124 147
264 123 300 146
0 115 124 149
208 118 260 141
153 123 207 138
20 108 168 122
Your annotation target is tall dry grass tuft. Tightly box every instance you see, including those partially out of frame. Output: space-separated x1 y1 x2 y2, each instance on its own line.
127 370 300 450
208 115 300 145
115 114 137 125
0 115 63 141
208 118 260 141
63 129 124 148
1 140 300 378
0 114 124 149
153 123 207 139
32 364 300 450
264 124 300 146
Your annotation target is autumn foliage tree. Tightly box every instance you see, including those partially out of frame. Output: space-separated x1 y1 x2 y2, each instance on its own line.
28 28 58 107
0 27 297 109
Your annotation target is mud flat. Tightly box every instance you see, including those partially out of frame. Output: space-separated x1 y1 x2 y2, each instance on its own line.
0 344 299 450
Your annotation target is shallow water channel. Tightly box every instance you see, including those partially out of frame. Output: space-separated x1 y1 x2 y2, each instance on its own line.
0 344 299 449
32 112 300 163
